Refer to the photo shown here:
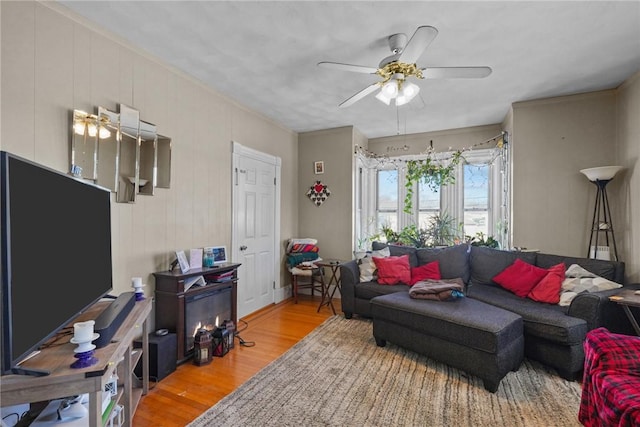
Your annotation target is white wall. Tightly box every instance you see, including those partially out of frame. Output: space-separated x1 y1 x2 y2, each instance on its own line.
511 91 617 257
0 2 299 298
298 127 355 262
615 71 640 283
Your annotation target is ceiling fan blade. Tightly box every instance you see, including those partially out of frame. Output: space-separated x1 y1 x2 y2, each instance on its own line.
422 67 492 79
317 61 378 74
339 83 380 108
398 26 438 64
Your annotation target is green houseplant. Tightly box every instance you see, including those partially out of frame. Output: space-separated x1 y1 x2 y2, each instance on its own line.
403 151 463 214
424 212 462 247
466 232 500 248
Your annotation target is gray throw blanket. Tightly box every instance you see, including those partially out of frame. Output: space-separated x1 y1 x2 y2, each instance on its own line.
409 278 465 301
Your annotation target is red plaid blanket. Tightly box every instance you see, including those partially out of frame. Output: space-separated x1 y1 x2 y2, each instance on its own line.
579 327 640 427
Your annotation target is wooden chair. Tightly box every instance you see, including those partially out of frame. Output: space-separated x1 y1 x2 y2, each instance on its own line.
289 264 326 309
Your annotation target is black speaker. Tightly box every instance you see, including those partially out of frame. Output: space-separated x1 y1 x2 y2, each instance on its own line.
134 332 177 382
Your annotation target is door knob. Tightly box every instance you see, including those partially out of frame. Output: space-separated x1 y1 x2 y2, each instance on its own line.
240 245 247 251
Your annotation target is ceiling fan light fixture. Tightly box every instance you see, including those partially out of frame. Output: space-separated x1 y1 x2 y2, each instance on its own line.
396 81 420 106
375 90 392 105
381 80 398 98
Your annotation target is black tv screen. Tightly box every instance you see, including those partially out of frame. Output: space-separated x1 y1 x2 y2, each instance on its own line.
1 151 113 375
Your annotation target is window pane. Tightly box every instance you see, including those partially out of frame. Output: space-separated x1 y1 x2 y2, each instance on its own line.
418 181 440 229
377 169 398 233
418 182 439 211
377 212 398 232
377 170 398 210
464 164 489 237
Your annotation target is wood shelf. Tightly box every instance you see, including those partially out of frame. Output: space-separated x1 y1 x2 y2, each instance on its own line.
0 297 152 427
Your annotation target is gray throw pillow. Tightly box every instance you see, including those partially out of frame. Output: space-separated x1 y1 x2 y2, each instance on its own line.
416 244 471 283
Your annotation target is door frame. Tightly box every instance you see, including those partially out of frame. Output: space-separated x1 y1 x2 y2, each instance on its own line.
231 141 282 310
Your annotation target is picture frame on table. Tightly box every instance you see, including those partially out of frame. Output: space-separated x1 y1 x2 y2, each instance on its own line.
212 246 228 265
314 161 324 174
175 250 190 273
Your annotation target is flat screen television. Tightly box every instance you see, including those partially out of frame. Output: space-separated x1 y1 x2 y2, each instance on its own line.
1 151 113 375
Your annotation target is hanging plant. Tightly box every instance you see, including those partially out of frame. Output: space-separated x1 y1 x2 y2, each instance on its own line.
403 150 463 214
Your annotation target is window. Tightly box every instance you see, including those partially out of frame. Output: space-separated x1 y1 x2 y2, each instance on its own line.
418 181 440 229
357 144 509 249
463 164 489 237
377 169 398 231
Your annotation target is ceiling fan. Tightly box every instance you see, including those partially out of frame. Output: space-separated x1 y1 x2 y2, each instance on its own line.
318 26 492 108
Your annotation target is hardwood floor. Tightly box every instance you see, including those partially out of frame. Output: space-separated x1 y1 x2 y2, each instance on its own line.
133 295 339 426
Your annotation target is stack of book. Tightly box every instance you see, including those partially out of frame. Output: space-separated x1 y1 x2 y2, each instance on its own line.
206 270 234 283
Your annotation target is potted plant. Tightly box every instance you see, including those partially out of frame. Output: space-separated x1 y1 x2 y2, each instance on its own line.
424 212 462 247
466 232 500 249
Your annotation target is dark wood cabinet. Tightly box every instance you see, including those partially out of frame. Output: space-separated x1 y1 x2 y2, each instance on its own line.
153 263 240 363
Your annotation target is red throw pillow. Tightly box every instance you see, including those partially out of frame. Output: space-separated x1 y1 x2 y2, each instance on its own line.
409 261 441 285
493 258 548 297
528 263 566 304
373 255 411 285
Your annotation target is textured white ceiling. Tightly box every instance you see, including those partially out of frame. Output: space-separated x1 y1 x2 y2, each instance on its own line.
57 1 640 139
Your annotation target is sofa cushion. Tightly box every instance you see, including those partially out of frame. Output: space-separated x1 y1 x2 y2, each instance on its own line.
415 244 471 283
373 255 411 285
493 259 548 297
409 261 441 285
354 281 410 300
467 284 588 345
370 291 523 355
359 247 390 282
469 246 537 287
372 242 419 267
559 276 623 306
535 253 621 282
528 263 565 304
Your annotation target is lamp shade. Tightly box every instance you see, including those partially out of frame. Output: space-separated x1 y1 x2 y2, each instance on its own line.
396 81 420 106
580 166 623 181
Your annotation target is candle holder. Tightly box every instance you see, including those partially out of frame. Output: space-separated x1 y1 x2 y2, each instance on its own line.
70 320 99 369
131 277 146 301
212 327 230 357
193 329 212 366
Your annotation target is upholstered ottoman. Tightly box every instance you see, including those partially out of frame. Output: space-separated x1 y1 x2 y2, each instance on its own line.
370 292 524 392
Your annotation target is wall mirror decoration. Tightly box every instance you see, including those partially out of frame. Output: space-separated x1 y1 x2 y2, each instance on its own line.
138 120 157 196
70 104 172 202
117 104 140 203
70 110 101 181
157 135 172 189
96 107 120 192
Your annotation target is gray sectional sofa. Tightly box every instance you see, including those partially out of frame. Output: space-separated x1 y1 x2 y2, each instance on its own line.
340 243 638 382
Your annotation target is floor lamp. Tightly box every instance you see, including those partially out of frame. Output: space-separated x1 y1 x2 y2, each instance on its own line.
580 166 623 261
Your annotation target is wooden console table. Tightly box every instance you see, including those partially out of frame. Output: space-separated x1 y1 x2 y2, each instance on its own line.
0 297 152 427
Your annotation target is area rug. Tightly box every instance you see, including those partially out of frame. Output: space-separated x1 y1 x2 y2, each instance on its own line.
188 316 582 426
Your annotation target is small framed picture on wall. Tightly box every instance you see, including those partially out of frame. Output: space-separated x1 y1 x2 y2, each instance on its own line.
314 161 324 174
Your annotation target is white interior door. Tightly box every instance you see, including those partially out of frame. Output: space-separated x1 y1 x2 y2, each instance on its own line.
232 143 280 318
